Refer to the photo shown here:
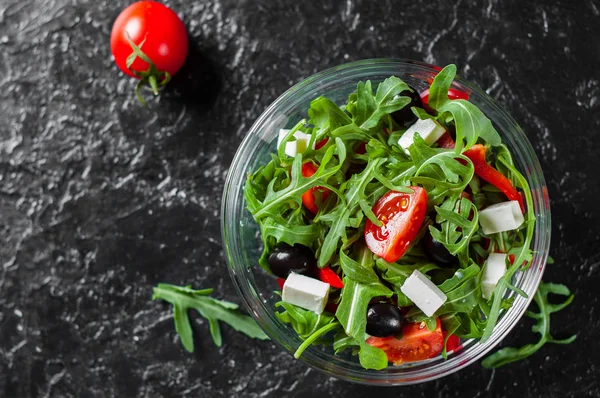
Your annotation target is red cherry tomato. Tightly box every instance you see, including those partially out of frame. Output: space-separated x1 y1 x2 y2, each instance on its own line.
301 162 330 214
364 187 428 263
366 318 444 365
110 1 188 87
316 266 344 289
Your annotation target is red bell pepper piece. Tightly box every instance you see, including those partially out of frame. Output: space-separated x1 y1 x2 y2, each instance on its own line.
463 145 524 211
442 331 462 353
420 88 470 106
301 162 331 214
276 278 286 290
315 138 329 150
508 253 528 268
317 266 344 289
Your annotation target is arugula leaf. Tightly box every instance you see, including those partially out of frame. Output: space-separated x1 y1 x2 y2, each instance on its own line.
309 96 354 131
411 107 436 120
426 64 501 150
339 250 380 284
409 135 474 205
355 77 411 130
428 64 456 109
333 246 393 367
275 301 336 339
429 196 479 257
318 157 381 266
481 282 576 368
152 284 269 352
358 341 389 370
438 99 501 151
247 139 347 220
336 278 393 339
257 212 325 271
480 155 536 342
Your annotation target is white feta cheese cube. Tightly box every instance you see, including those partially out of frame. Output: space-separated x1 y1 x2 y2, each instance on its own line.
481 253 508 299
277 129 314 157
398 119 446 155
479 200 524 235
400 269 447 317
282 272 330 314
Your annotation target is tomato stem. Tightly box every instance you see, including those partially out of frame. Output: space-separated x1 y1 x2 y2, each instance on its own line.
148 75 159 95
125 33 171 105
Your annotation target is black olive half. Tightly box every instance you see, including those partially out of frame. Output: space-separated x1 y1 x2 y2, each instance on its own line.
423 232 456 267
366 303 404 337
391 85 423 128
267 243 316 278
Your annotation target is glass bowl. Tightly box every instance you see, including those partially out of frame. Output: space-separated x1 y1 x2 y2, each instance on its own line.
221 59 549 385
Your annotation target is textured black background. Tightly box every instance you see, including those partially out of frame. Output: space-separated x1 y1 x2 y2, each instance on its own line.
1 0 599 397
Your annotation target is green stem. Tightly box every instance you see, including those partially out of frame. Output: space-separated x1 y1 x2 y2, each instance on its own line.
148 75 159 95
294 322 340 359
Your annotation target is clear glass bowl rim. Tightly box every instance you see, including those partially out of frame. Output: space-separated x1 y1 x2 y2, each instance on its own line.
221 58 550 385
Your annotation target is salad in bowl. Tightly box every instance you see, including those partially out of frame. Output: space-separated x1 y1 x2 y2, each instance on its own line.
221 60 551 384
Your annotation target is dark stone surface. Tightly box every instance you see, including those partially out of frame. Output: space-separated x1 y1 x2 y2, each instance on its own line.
1 0 599 396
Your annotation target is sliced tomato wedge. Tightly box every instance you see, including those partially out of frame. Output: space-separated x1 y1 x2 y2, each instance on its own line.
364 187 428 263
366 318 444 365
301 162 330 214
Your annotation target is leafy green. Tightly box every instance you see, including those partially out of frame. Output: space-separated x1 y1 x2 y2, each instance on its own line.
318 157 381 266
427 64 501 151
438 99 501 151
250 140 347 220
427 64 456 109
409 135 474 205
336 278 393 339
152 284 269 352
354 77 411 130
429 196 479 257
294 322 341 359
275 301 336 340
480 155 536 342
358 341 389 370
482 283 576 368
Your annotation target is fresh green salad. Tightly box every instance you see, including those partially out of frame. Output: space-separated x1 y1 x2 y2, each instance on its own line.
241 65 563 370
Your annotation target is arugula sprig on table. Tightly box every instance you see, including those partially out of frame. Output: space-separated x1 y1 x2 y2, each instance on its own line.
482 282 577 368
152 283 268 352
